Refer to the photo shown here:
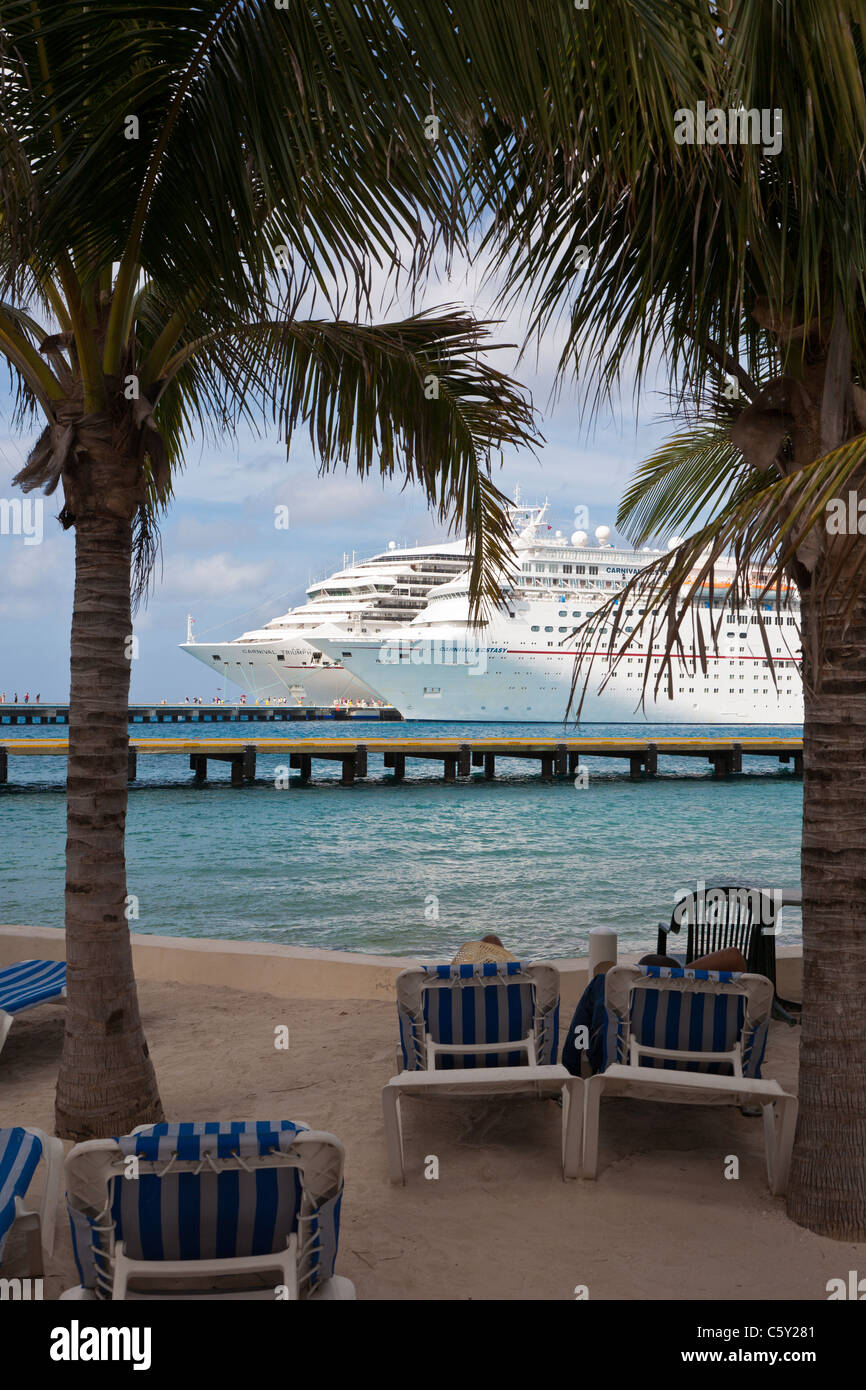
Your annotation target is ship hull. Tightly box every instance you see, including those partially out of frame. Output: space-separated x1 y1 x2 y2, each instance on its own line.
314 635 804 724
180 640 380 705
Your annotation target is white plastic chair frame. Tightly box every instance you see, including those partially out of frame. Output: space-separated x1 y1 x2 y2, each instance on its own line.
425 1032 538 1069
61 1127 352 1301
582 966 798 1195
7 1127 64 1276
384 965 582 1184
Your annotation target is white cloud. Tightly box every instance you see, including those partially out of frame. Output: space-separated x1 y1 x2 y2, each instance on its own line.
159 552 275 601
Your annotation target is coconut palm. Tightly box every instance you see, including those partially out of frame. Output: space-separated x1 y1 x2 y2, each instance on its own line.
475 0 866 1238
0 0 561 1139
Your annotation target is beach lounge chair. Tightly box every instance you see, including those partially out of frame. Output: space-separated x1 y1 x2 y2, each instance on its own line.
61 1120 355 1300
582 964 797 1194
0 1126 64 1276
0 959 67 1056
383 961 582 1183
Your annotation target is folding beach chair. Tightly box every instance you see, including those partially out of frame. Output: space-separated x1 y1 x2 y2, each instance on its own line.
61 1120 355 1300
582 964 797 1194
0 959 67 1056
383 961 582 1183
656 885 799 1023
0 1126 64 1276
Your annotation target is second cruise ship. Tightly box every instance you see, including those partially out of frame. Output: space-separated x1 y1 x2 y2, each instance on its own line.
180 537 472 704
312 503 804 723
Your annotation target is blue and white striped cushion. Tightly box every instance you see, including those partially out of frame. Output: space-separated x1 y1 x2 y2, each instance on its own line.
0 1127 42 1261
69 1121 342 1295
399 962 558 1070
0 960 66 1014
602 968 767 1076
109 1122 306 1262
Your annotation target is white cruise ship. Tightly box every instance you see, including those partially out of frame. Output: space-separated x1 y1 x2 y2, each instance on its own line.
312 504 804 723
179 537 472 704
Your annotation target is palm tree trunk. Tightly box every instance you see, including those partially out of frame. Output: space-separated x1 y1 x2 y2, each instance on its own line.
55 509 164 1139
787 584 866 1239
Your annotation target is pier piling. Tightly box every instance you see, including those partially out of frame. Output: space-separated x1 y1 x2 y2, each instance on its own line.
384 750 405 780
0 747 6 784
289 752 312 782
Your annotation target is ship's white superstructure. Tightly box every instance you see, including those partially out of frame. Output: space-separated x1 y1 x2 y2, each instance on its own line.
180 537 472 704
312 505 804 723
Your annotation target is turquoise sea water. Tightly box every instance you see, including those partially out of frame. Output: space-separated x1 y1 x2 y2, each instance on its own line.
0 720 803 960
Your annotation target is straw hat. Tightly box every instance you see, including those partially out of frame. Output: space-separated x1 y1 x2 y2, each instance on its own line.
451 939 518 965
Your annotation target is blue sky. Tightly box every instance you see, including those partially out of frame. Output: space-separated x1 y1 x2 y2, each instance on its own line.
0 259 673 702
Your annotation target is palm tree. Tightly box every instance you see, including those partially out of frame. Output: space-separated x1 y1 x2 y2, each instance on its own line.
474 0 866 1238
0 0 554 1139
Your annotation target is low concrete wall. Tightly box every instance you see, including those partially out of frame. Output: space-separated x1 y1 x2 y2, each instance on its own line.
0 925 417 1003
0 925 802 1016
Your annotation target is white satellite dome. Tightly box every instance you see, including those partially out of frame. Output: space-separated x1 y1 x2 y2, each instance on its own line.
571 530 589 547
594 525 611 545
388 540 396 550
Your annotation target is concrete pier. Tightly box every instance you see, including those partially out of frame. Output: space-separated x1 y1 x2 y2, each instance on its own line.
0 702 402 726
0 734 805 787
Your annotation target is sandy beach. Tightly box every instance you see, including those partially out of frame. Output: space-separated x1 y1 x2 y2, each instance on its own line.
2 975 863 1301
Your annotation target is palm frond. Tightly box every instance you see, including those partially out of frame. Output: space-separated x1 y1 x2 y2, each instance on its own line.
569 428 866 717
477 0 866 422
157 308 541 614
617 425 750 546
